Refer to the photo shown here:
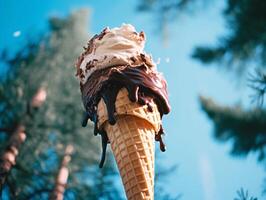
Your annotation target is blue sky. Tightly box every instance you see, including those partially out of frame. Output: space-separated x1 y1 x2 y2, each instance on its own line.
0 0 264 199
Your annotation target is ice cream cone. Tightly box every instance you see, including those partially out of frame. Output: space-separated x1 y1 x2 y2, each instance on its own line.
76 24 170 200
97 88 161 200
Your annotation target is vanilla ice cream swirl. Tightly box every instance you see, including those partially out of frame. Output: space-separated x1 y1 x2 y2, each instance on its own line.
76 24 156 84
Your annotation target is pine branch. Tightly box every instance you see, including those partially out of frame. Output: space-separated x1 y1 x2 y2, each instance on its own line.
248 69 266 106
234 188 257 200
191 0 266 73
199 95 266 160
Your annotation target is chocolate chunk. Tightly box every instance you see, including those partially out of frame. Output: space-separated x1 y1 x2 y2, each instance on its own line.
140 53 146 63
85 61 94 72
130 57 137 63
139 31 145 40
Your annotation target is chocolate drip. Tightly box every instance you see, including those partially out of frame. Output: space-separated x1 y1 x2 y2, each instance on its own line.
93 118 98 136
101 84 121 125
82 112 90 127
155 125 166 152
107 65 170 115
99 130 108 168
81 65 170 167
125 84 139 102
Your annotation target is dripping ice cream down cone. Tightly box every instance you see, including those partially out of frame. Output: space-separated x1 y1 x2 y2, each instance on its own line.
76 24 170 200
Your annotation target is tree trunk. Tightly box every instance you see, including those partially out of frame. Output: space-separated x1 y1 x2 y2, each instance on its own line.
0 125 26 191
50 145 74 200
0 88 46 193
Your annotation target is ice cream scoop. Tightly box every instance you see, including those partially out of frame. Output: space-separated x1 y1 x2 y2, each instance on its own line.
76 24 155 84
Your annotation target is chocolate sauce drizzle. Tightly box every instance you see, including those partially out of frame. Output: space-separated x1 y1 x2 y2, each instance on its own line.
81 65 170 168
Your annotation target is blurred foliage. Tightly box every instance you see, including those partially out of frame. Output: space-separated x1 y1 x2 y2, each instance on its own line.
137 0 207 44
200 96 266 162
137 0 195 26
234 188 257 200
192 0 266 74
191 0 266 176
0 9 122 200
194 0 266 196
139 0 266 74
138 0 266 197
139 0 266 158
191 0 266 167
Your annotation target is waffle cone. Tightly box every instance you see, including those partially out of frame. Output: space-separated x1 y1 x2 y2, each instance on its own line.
97 88 161 200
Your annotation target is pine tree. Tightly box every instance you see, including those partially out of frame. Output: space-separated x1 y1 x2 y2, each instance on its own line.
0 9 121 200
192 0 266 164
200 96 266 162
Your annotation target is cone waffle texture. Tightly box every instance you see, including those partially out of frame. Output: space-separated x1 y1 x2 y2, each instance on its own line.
97 88 161 200
97 88 161 132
